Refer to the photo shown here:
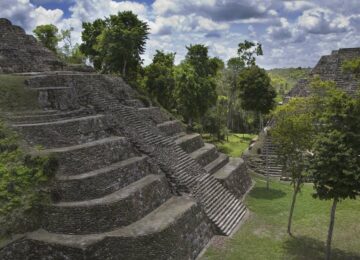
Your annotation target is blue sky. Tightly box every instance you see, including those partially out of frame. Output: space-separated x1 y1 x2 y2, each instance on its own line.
1 0 360 69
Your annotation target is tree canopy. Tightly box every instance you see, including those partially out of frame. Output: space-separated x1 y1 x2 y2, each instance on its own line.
80 11 149 81
33 24 60 53
238 65 276 115
145 50 176 110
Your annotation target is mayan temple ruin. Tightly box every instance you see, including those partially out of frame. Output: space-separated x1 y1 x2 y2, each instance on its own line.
0 18 253 259
247 47 360 178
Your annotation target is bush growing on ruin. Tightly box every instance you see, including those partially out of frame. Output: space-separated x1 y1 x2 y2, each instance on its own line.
0 122 57 237
33 24 60 53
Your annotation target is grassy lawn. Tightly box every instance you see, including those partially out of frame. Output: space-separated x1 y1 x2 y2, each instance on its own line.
202 133 257 157
0 75 39 112
203 175 360 260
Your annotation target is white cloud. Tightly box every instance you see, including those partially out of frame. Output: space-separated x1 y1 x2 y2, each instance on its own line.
152 0 272 22
283 1 316 12
0 0 63 32
298 8 350 34
267 17 292 40
69 0 148 22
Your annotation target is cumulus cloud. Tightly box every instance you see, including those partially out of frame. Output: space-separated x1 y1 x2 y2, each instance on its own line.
69 0 148 22
152 0 273 22
267 17 292 40
283 1 316 12
0 0 63 32
298 8 350 34
150 14 229 36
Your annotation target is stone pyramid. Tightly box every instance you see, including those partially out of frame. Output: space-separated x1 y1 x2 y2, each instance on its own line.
0 19 252 259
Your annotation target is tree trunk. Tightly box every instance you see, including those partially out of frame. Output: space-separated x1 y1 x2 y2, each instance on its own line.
259 112 263 131
287 178 301 236
122 60 127 78
326 198 338 260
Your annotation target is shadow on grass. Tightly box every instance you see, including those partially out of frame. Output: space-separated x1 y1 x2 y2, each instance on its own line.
233 134 253 142
218 147 232 154
284 235 360 260
249 187 286 200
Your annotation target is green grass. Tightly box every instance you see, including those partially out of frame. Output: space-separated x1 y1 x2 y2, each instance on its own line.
203 176 360 260
0 75 39 112
202 133 257 157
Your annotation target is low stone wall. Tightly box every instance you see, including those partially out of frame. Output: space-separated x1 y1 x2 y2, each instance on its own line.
14 115 114 148
157 120 185 136
37 87 81 111
214 158 252 199
138 107 171 124
49 137 137 176
55 156 157 201
43 175 171 235
87 201 214 259
177 134 204 154
0 198 214 260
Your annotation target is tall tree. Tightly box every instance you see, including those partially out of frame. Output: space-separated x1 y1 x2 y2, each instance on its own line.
33 24 60 53
238 40 263 67
308 80 360 260
175 63 217 125
80 19 106 70
80 11 149 81
271 97 315 235
145 50 176 110
238 65 276 130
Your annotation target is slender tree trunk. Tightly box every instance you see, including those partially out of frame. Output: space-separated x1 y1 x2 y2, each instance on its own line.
287 178 301 236
326 198 338 260
122 60 127 78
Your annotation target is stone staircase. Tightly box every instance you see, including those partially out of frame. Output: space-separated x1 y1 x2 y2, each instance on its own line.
246 136 284 177
113 105 251 236
0 72 252 259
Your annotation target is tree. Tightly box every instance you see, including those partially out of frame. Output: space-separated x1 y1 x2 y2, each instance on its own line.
238 65 276 130
175 63 217 125
80 11 149 81
237 40 263 67
309 131 360 260
222 40 263 133
185 44 220 77
145 50 176 110
203 96 229 140
80 19 106 70
33 24 60 53
271 97 315 235
308 80 360 259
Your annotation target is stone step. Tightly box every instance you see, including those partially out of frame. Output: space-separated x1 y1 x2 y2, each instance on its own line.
205 153 229 175
22 197 213 260
213 158 251 198
41 136 137 176
195 176 247 235
124 99 145 108
12 114 113 148
175 133 204 154
43 174 171 235
189 143 218 167
54 156 151 202
6 108 95 124
157 120 185 137
138 107 170 124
